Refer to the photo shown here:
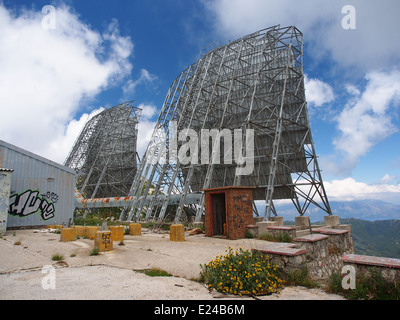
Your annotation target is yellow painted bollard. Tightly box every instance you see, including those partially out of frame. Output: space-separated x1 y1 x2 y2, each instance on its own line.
129 223 142 236
85 226 101 240
60 228 76 242
170 224 185 242
109 226 124 242
94 230 113 252
74 226 86 238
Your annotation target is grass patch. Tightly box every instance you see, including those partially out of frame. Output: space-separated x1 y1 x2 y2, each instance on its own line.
135 268 173 277
282 265 317 288
51 253 64 261
327 267 400 300
200 247 283 297
89 248 100 256
258 232 293 243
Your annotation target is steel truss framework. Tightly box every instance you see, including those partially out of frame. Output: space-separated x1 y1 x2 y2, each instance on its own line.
65 101 142 199
120 25 332 223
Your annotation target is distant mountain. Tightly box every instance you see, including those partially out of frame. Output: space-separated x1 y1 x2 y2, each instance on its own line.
255 200 400 259
341 218 400 259
330 200 400 221
256 199 400 222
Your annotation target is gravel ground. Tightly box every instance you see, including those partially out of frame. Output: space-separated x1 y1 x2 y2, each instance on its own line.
0 228 345 300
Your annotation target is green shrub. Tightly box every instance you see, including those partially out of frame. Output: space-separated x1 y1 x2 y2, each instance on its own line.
328 267 400 300
258 232 293 243
200 247 283 296
283 265 317 288
245 230 254 239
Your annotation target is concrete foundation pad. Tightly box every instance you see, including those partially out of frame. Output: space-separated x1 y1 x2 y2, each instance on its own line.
270 216 284 226
295 216 310 230
324 215 340 227
256 221 278 234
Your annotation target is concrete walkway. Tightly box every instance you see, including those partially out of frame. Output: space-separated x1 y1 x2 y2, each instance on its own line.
0 228 344 300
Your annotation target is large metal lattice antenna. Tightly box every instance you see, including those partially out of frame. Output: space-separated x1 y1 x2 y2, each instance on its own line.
121 26 331 223
65 101 142 199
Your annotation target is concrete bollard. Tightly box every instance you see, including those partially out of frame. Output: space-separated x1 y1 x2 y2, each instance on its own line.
270 216 284 226
129 223 142 236
73 226 86 238
324 215 340 227
109 226 124 242
60 228 76 242
85 226 101 240
94 230 113 252
256 221 277 235
295 216 310 230
170 224 185 242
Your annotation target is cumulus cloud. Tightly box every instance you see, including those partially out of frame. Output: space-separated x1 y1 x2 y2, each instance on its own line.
305 76 335 108
331 70 400 174
202 0 400 72
122 69 158 98
324 178 400 204
52 108 105 163
0 4 134 163
136 103 158 158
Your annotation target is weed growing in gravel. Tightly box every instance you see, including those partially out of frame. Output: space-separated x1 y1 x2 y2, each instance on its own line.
51 253 64 261
134 268 173 277
200 247 283 297
89 248 100 256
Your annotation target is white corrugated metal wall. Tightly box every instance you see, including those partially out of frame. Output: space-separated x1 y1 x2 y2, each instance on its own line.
0 140 76 228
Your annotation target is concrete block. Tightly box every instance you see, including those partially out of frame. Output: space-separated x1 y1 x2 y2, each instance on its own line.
73 226 86 238
295 216 310 230
253 217 264 224
94 230 113 252
256 221 277 235
60 228 76 242
129 223 142 236
324 215 340 227
270 216 284 226
170 224 185 242
86 226 101 240
109 226 124 242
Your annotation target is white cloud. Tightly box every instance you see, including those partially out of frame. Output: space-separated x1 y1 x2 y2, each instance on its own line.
331 70 400 174
136 103 158 158
324 178 400 204
0 4 134 164
305 76 335 108
122 69 158 98
202 0 400 72
380 174 399 185
50 108 105 163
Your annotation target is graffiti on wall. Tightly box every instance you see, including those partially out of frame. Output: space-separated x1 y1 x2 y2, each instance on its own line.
8 190 57 221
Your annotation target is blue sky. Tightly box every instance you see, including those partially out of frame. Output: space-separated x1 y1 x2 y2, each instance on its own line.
0 0 400 205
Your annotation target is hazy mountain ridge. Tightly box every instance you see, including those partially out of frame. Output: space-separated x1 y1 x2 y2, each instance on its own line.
340 218 400 259
256 200 400 259
266 199 400 222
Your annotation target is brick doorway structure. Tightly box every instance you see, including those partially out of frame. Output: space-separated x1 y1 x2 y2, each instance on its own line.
203 186 255 240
